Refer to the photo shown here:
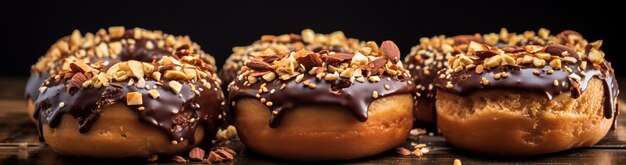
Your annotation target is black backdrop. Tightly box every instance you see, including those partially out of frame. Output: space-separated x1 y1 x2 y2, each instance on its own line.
1 0 622 77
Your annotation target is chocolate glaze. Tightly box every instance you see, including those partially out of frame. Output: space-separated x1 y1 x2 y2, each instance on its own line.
35 76 224 146
25 72 49 101
434 60 619 122
228 74 415 128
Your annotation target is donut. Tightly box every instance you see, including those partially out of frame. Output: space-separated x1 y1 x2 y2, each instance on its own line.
32 27 225 158
432 28 619 156
228 41 415 160
219 29 363 92
26 27 216 122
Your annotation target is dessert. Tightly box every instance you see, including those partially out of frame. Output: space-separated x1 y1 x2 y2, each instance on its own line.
32 27 225 158
433 28 619 156
228 41 414 160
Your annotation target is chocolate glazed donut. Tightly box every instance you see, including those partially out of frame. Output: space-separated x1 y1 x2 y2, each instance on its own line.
228 41 415 160
32 27 224 158
432 28 619 156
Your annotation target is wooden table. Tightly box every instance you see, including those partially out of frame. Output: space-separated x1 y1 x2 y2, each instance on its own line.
1 77 625 164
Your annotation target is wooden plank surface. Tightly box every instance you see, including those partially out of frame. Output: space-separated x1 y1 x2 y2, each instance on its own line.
1 78 625 164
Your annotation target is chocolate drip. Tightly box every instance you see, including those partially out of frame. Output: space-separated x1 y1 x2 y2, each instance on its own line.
435 61 619 121
34 77 224 145
229 75 414 128
25 72 49 101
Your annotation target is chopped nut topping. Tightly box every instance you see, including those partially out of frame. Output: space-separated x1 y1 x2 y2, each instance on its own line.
549 59 562 70
164 70 188 80
136 78 146 88
538 28 550 39
445 81 453 88
356 77 365 83
369 76 381 82
39 86 47 93
262 72 276 82
372 91 379 99
569 73 582 82
587 48 604 64
475 65 484 74
380 40 401 63
152 72 162 81
296 74 304 83
148 90 160 99
413 149 423 157
145 41 154 50
69 60 93 73
554 80 559 87
350 52 369 67
481 77 489 85
189 147 205 161
501 72 508 78
127 60 145 78
59 102 65 108
324 72 339 81
493 73 501 80
396 147 411 156
563 56 577 63
169 81 183 94
533 57 546 67
484 55 502 68
126 92 143 105
108 26 125 38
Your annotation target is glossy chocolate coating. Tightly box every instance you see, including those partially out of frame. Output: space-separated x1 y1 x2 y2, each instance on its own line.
434 52 619 126
229 74 414 127
35 77 224 145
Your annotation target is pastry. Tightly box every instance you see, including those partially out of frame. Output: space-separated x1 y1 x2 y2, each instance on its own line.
33 27 224 158
228 41 414 160
433 28 619 156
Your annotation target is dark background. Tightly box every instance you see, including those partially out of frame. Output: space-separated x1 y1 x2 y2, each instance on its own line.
1 0 622 77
